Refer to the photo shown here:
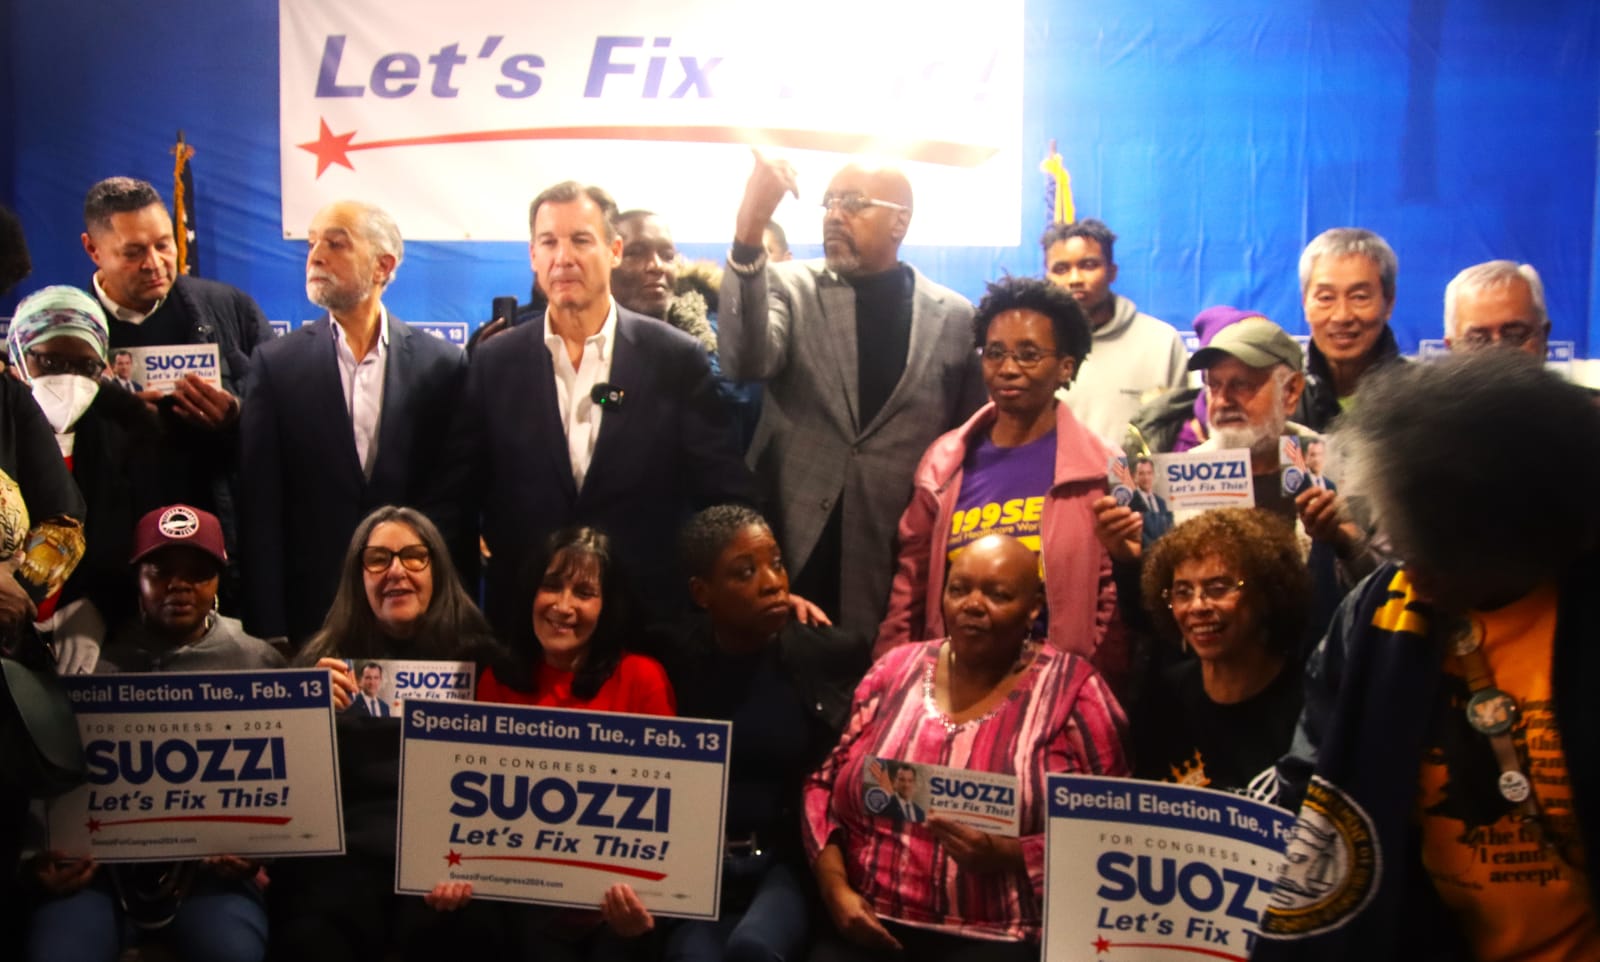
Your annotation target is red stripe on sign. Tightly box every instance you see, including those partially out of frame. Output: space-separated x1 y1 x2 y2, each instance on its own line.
94 815 293 828
456 854 668 882
297 118 998 177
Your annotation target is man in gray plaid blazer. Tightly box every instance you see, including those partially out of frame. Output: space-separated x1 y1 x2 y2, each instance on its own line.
719 151 986 636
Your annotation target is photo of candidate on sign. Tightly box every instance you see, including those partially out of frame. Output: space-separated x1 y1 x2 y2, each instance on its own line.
862 757 1020 836
1279 434 1338 498
340 658 474 718
46 670 344 862
396 699 731 918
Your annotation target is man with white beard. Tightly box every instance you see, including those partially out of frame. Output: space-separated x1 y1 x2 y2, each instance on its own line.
239 200 466 649
1189 317 1368 564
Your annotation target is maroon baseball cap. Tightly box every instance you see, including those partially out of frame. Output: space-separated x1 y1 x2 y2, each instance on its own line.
129 504 228 566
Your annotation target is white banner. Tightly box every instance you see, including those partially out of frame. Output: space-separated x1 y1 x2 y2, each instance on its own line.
279 0 1022 244
47 670 344 862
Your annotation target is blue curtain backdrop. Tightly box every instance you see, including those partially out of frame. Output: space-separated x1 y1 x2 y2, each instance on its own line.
5 0 1598 355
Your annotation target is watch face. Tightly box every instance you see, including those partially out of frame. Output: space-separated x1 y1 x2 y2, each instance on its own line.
1465 688 1518 736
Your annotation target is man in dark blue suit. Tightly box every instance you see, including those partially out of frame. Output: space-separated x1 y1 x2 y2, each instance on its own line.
1129 457 1175 546
428 182 756 635
240 201 466 647
345 661 392 717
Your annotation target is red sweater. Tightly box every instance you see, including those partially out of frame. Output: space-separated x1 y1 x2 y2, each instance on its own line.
478 651 676 716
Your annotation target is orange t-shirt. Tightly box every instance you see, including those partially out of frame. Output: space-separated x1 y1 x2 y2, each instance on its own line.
1416 583 1599 961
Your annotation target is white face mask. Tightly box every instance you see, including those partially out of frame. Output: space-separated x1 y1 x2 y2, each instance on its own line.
31 374 100 434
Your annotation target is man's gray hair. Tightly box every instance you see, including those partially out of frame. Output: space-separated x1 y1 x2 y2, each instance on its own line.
528 181 620 241
1298 227 1399 304
354 202 404 286
1442 260 1547 338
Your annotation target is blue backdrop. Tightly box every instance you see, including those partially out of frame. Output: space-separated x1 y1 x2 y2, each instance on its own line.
5 0 1598 354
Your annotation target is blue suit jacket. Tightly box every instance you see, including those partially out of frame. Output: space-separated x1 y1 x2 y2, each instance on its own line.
426 305 757 634
239 315 467 641
346 693 393 718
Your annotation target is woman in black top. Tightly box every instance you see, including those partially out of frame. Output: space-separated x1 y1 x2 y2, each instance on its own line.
269 506 506 962
636 504 871 962
1133 508 1310 804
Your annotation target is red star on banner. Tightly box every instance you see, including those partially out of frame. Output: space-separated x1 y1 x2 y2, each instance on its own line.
445 850 463 866
85 817 103 834
296 119 358 178
1093 935 1112 953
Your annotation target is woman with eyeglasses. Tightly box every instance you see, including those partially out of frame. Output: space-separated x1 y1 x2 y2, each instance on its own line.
1132 507 1310 803
268 506 509 962
6 285 168 673
876 275 1128 690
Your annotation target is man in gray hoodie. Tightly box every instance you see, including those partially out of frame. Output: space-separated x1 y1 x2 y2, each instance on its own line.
1043 218 1187 444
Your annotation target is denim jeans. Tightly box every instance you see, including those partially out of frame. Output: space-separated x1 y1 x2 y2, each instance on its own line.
663 854 811 962
27 870 267 962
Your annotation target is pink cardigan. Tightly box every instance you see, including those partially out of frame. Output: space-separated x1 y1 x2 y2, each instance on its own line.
874 401 1126 685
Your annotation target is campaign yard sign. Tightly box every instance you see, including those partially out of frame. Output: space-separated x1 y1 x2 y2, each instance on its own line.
47 670 344 862
1044 775 1292 961
397 700 731 918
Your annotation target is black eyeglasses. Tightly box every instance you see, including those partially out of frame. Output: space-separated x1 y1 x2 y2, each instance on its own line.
26 350 105 379
1459 323 1541 350
980 345 1060 369
820 192 908 216
362 544 431 573
1162 579 1245 609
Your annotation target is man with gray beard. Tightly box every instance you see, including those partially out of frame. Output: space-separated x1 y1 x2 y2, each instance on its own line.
1188 316 1368 565
239 200 466 649
719 151 985 634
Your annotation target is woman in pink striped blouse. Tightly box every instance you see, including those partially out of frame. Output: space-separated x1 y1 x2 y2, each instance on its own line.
802 532 1130 959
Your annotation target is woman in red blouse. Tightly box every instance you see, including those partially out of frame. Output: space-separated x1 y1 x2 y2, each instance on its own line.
476 525 674 715
434 526 675 953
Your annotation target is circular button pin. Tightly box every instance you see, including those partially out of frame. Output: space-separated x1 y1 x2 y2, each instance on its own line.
1498 771 1532 804
1466 688 1518 736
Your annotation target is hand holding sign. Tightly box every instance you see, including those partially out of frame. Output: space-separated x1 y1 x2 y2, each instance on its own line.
1092 495 1143 563
171 374 240 429
32 853 97 896
926 816 1023 873
735 148 801 247
601 883 656 938
313 657 357 711
424 880 474 912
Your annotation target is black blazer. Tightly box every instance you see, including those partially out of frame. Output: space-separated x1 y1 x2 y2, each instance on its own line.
425 306 757 635
652 617 871 859
239 316 467 641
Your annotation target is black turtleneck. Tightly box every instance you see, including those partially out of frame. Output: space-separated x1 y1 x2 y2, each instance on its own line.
849 264 914 427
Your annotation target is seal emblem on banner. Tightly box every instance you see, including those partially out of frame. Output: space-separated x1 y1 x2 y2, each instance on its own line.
1259 776 1380 939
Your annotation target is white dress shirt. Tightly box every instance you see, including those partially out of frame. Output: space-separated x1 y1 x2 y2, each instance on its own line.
331 308 389 479
544 301 618 491
93 274 163 325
